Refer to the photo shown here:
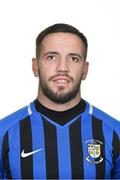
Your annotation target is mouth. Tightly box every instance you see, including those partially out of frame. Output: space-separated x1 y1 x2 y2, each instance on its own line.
49 74 73 87
53 78 70 84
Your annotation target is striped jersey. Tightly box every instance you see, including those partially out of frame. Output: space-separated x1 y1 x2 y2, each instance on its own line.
0 99 120 179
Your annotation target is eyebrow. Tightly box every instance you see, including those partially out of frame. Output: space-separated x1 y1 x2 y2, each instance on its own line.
69 53 83 59
42 51 59 57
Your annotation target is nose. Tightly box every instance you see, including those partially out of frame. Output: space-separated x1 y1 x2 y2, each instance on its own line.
56 57 70 73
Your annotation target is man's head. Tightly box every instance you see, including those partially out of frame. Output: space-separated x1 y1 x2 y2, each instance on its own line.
36 23 88 60
32 23 89 105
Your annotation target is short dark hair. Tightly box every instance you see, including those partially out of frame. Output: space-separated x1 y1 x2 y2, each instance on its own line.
36 23 88 60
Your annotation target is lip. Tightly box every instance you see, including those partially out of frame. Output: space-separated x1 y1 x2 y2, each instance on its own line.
52 76 71 83
53 78 70 83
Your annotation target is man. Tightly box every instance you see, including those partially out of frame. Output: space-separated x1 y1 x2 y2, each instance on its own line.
0 23 120 179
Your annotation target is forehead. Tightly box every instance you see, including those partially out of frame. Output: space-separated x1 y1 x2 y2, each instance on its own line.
40 32 85 53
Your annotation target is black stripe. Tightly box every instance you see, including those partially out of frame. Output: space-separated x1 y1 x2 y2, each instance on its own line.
43 117 59 179
69 117 84 179
92 116 105 179
112 131 120 161
111 131 120 177
20 116 33 179
2 132 12 179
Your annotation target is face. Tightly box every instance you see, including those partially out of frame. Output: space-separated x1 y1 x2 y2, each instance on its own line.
32 32 89 104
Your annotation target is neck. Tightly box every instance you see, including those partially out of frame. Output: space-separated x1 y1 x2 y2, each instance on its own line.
37 91 81 112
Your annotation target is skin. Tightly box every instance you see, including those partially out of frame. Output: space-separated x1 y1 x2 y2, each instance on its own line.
32 32 89 111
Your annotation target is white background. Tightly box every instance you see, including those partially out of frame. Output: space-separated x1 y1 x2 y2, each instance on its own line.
0 0 120 120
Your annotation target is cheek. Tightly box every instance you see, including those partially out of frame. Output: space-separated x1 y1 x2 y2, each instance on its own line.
38 67 53 80
72 67 84 80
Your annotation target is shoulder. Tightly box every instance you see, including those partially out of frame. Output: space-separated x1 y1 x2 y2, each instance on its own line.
0 103 31 140
84 100 120 136
90 102 120 137
0 101 35 177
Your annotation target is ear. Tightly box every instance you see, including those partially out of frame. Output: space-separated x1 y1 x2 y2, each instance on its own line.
32 58 39 77
82 62 89 80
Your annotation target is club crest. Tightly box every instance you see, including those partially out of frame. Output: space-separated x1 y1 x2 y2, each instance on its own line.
85 139 103 164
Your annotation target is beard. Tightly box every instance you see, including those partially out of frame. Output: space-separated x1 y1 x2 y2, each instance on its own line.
38 75 82 104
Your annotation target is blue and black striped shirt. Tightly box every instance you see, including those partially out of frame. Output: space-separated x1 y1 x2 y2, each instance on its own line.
0 99 120 179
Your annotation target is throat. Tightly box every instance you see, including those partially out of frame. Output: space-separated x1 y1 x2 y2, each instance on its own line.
34 98 86 125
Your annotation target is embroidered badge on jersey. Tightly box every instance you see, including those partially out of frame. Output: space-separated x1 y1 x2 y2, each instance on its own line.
85 139 103 164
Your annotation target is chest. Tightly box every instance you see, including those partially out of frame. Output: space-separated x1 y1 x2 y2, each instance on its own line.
2 115 113 179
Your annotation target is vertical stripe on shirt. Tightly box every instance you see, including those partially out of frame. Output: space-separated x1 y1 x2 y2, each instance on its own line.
43 117 59 179
112 131 120 162
57 125 71 179
110 130 120 178
92 116 105 179
30 113 46 179
102 123 113 179
8 123 21 178
2 132 12 179
81 113 96 178
20 116 33 179
69 117 84 179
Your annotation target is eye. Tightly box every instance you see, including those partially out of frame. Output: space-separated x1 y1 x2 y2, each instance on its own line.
71 56 79 62
47 55 56 61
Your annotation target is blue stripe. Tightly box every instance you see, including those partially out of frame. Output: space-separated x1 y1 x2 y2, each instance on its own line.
81 112 96 178
8 123 21 178
57 126 71 179
30 112 46 179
